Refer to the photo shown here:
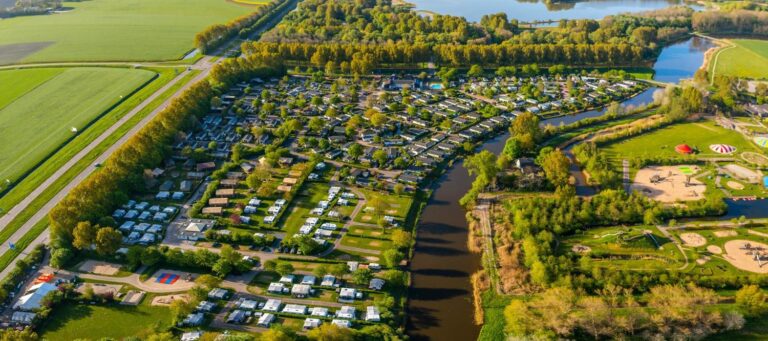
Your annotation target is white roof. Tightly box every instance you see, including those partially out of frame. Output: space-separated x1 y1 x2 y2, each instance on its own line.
14 283 57 311
336 305 355 319
331 319 352 328
185 222 204 233
263 299 282 311
282 304 307 315
311 307 329 317
258 313 275 326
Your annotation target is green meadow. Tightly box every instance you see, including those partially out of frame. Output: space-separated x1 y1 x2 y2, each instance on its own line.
39 300 172 340
0 0 258 64
0 67 155 185
712 39 768 80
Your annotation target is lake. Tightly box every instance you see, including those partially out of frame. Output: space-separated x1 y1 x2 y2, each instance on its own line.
407 0 698 23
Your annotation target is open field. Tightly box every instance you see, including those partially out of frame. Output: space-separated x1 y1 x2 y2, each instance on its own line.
711 39 768 80
0 68 63 109
38 299 172 340
603 121 759 161
0 67 155 186
0 0 257 64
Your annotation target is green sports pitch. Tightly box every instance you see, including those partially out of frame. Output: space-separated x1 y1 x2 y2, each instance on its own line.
0 67 155 186
0 0 260 64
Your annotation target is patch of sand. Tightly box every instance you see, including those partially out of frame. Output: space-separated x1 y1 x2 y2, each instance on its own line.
369 241 381 247
696 256 711 265
714 230 738 238
631 165 706 203
727 181 745 190
572 244 592 253
748 229 768 238
78 260 121 276
680 232 707 247
707 245 723 254
151 294 189 306
385 209 397 214
361 215 373 221
364 256 380 262
723 240 768 273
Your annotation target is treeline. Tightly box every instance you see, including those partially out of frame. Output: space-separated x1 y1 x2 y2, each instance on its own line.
0 0 59 18
693 10 768 36
0 245 45 303
194 0 292 53
48 57 283 260
242 41 649 71
505 284 747 340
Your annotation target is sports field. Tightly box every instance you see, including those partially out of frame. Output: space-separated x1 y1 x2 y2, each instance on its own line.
0 0 258 64
603 121 759 160
0 67 155 185
711 39 768 80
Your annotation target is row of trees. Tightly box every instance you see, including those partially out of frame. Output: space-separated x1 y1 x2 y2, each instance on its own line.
693 10 768 36
242 40 651 70
193 0 290 53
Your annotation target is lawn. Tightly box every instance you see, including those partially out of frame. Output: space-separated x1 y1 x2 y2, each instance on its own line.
0 67 155 186
353 189 414 224
0 68 63 109
0 0 258 64
39 301 172 340
340 234 393 252
711 39 768 80
603 120 760 162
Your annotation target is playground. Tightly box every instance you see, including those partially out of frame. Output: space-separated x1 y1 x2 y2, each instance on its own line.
141 269 196 291
723 240 768 274
78 260 122 276
631 165 706 202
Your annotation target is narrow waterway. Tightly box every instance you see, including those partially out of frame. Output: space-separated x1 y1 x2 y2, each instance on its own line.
406 36 713 340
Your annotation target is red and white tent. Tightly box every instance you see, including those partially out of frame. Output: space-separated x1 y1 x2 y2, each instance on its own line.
709 144 737 154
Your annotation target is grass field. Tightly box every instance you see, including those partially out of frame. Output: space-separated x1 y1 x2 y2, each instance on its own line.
0 67 155 186
39 301 172 340
711 39 768 80
603 120 759 162
0 0 257 64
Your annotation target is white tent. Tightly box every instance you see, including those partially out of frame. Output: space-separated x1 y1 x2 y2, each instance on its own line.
14 283 57 311
709 144 737 154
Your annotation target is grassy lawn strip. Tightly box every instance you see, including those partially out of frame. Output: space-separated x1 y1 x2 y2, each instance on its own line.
0 68 63 110
710 39 768 80
0 67 156 185
0 70 198 262
38 298 172 341
0 0 255 64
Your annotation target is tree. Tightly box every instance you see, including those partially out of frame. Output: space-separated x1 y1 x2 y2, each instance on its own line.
330 263 349 279
261 328 295 341
352 268 374 285
502 137 521 159
467 64 484 78
72 221 98 251
95 227 122 256
393 184 405 195
276 262 295 276
372 149 387 166
382 249 404 268
50 247 72 269
510 111 541 152
309 117 324 134
736 284 768 317
264 259 278 272
141 247 163 266
538 149 571 188
391 230 412 250
348 143 363 161
126 246 144 269
313 264 329 278
307 323 354 341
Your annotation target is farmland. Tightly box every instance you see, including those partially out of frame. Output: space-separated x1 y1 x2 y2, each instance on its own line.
0 67 155 186
711 39 768 80
0 0 257 64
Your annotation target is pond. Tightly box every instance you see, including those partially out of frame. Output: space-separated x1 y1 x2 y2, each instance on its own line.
407 0 699 23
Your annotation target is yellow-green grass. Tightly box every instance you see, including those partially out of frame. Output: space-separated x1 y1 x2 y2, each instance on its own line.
38 300 172 340
353 189 414 224
0 68 63 109
0 0 258 64
0 67 155 186
0 70 197 270
233 0 272 5
711 39 768 80
340 234 393 252
603 121 761 164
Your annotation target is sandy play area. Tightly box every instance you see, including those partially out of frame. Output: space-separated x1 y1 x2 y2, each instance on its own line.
631 165 706 202
572 244 592 253
714 230 738 238
151 294 189 306
707 245 722 254
724 240 768 273
680 232 707 247
727 181 745 190
78 260 121 276
749 230 768 238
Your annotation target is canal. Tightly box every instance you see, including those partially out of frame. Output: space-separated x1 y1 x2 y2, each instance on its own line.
406 36 717 340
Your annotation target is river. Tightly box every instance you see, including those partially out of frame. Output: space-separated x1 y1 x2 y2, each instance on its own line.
407 0 700 23
406 36 714 340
